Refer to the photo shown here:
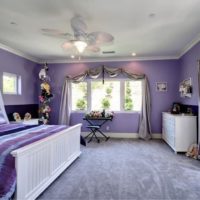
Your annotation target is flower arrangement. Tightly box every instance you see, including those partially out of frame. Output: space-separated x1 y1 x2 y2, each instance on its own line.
85 110 114 118
86 111 102 118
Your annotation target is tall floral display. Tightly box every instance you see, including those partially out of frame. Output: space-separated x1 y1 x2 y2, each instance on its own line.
38 63 53 124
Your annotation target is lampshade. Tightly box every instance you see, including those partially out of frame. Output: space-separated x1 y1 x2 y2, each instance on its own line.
74 40 87 53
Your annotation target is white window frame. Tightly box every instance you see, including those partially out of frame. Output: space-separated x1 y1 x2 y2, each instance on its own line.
71 78 142 113
3 72 21 95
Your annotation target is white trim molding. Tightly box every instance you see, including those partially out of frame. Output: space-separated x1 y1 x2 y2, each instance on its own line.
81 132 162 139
178 32 200 58
0 42 40 63
40 56 179 64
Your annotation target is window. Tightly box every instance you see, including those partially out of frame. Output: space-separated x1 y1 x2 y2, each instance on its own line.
71 79 142 112
91 81 120 111
124 81 142 111
3 72 21 95
71 82 87 111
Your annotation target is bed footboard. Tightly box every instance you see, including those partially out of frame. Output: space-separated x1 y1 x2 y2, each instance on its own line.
11 124 82 200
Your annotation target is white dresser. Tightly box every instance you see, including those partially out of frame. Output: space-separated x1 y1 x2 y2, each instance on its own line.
162 112 197 153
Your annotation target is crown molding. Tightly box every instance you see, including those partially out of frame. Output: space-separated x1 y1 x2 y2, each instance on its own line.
1 33 200 64
40 55 179 64
0 42 40 63
178 33 200 59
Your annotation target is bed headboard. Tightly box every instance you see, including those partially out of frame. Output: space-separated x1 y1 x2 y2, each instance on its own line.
5 104 39 121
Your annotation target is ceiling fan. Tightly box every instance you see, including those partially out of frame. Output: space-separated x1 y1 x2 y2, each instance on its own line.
42 15 114 54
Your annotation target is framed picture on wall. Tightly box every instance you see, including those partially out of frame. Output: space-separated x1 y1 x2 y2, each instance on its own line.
179 77 192 98
156 82 167 92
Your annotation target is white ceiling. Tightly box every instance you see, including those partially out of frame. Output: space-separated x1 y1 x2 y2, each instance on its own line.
0 0 200 63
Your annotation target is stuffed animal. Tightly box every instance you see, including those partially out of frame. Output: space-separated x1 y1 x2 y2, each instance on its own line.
186 144 199 159
42 105 51 113
24 113 32 121
41 82 51 95
13 112 21 122
39 63 49 81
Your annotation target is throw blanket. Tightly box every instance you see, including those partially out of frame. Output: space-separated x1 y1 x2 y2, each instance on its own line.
0 123 37 137
0 124 68 200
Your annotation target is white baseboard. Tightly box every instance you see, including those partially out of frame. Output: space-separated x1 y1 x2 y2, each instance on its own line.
81 132 162 139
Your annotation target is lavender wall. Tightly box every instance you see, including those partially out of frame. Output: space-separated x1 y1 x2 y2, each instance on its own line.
0 49 38 105
179 42 200 105
48 60 180 133
1 40 199 134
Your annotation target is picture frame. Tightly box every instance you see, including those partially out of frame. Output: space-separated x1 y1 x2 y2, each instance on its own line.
156 82 167 92
179 77 192 98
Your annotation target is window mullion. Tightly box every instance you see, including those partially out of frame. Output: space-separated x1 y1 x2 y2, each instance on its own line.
87 80 91 112
120 80 124 112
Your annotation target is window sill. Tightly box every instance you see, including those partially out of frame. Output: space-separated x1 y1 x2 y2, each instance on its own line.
3 93 20 95
71 111 141 114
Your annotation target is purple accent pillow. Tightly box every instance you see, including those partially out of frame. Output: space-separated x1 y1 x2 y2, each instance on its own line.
0 111 7 124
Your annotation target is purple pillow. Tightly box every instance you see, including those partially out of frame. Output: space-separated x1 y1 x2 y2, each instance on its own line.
0 111 7 124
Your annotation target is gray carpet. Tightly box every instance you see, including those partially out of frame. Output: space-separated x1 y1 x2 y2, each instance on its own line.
38 139 200 200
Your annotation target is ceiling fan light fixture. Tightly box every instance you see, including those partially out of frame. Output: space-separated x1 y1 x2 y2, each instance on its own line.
132 52 136 56
74 40 87 53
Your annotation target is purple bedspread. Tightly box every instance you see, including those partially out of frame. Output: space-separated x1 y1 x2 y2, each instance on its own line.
0 124 69 200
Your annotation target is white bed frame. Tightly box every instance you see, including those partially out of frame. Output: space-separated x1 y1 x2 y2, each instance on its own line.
11 123 82 200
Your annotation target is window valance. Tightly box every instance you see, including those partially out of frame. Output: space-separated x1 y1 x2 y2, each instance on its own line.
66 66 145 82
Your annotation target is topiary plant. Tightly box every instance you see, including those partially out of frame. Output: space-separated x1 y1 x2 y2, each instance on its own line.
76 99 86 110
101 98 110 109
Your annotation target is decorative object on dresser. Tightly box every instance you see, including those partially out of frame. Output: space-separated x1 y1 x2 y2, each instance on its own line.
162 112 197 153
179 77 192 98
170 102 181 114
170 103 197 116
38 63 53 124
